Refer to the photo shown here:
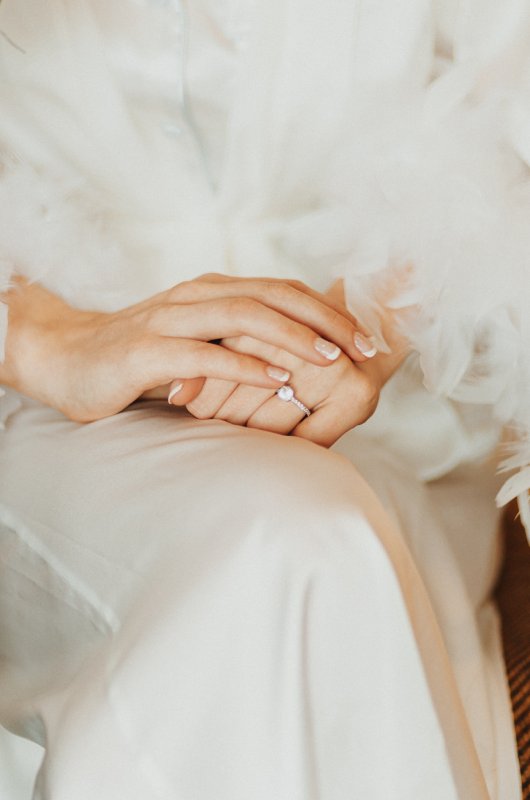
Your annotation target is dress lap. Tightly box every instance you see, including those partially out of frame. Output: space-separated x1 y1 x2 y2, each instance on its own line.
0 399 487 799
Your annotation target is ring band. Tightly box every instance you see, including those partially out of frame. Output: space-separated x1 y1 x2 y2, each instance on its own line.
276 385 311 416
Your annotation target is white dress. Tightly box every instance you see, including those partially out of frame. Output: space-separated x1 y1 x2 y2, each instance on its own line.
0 2 527 798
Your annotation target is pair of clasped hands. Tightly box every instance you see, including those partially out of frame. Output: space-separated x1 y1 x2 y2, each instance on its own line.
137 273 384 447
13 273 394 447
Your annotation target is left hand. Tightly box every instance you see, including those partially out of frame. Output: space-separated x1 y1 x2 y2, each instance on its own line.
180 335 383 447
160 278 408 447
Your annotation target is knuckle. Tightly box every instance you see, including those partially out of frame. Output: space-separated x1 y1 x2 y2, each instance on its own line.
259 280 291 302
275 281 297 300
355 374 379 413
327 304 349 327
286 279 307 293
231 350 253 373
327 308 355 338
196 272 224 282
168 279 199 302
222 334 247 352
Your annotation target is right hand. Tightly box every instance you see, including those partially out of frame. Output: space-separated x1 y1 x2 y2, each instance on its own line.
2 274 374 423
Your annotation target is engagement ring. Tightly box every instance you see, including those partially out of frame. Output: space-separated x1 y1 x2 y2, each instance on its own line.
276 385 311 417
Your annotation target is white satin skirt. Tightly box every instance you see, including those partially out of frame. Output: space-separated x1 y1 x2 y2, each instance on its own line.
0 398 521 800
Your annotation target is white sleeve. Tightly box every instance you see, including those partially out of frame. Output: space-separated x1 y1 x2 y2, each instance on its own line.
0 153 130 425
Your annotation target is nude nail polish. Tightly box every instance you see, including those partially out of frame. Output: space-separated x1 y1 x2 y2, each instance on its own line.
354 332 377 358
168 383 184 404
267 366 290 382
314 337 341 361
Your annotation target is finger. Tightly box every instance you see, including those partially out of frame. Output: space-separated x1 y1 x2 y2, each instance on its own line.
291 403 349 448
167 377 205 406
214 384 275 426
292 375 378 447
198 275 379 350
193 273 361 331
185 377 237 419
167 278 377 362
151 299 347 367
141 338 291 391
246 385 309 435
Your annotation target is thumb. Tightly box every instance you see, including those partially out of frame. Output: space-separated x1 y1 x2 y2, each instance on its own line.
167 377 205 406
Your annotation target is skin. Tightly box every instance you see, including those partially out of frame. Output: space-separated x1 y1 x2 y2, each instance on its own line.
0 273 408 443
162 276 409 447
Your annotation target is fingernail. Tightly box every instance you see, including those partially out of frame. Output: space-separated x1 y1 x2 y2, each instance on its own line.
266 366 290 382
354 332 378 358
168 383 184 404
314 337 341 361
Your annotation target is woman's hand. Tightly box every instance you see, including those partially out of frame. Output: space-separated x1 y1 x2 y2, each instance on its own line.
170 280 409 447
178 335 385 447
1 274 376 423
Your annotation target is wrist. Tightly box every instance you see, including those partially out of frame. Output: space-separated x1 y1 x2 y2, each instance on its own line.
1 279 96 411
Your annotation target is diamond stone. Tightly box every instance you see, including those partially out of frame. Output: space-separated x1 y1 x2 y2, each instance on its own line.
277 386 294 401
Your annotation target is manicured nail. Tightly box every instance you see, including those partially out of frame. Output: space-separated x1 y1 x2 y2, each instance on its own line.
168 383 184 404
354 332 378 358
266 366 290 382
314 337 341 361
